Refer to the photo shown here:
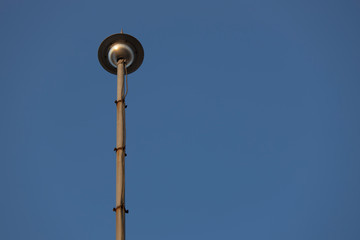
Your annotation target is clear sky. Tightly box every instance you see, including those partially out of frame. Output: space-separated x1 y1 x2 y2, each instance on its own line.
1 0 360 239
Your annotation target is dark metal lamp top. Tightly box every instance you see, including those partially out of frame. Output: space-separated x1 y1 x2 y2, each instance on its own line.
98 33 144 75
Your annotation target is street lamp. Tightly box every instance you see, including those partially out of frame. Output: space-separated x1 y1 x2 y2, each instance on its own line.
98 31 144 240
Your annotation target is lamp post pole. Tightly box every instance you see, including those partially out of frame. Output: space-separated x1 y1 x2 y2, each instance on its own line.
115 59 126 240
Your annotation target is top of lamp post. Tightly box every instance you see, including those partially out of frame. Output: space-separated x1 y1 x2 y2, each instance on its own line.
98 32 144 75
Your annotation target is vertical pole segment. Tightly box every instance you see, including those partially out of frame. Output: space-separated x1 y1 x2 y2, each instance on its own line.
116 59 126 240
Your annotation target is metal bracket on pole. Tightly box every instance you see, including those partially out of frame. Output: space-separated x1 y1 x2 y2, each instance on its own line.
114 146 126 151
113 204 129 214
114 99 125 104
114 146 127 156
114 100 127 108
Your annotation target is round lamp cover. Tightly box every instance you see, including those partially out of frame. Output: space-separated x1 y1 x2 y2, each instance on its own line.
98 33 144 75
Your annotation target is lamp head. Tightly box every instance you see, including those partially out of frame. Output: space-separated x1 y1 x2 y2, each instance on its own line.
98 33 144 75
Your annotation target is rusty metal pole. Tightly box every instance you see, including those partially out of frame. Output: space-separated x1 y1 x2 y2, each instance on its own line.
115 59 126 240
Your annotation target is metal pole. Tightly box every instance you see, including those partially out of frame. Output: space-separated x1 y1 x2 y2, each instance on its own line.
115 59 126 240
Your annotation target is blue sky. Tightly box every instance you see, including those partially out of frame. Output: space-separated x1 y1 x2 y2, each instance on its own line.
1 0 360 239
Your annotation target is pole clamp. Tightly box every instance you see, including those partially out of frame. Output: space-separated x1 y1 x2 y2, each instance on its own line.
114 99 125 104
114 146 127 156
114 100 127 108
113 204 129 213
114 146 125 151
